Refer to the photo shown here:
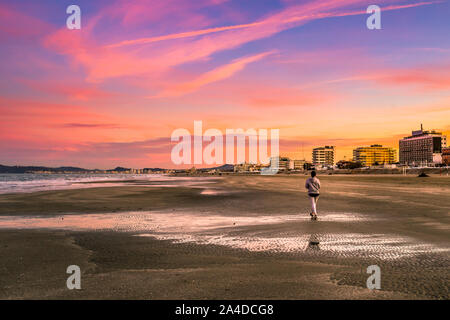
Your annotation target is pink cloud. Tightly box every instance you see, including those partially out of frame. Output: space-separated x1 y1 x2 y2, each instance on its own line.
106 21 263 48
0 97 125 142
43 0 441 93
100 0 228 28
18 79 114 100
153 51 275 97
0 136 173 169
0 4 52 40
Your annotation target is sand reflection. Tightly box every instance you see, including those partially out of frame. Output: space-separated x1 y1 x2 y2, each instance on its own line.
1 211 448 260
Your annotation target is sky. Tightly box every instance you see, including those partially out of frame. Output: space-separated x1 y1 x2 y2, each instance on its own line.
1 0 449 169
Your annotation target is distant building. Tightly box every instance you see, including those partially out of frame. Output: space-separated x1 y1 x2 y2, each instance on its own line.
312 146 335 166
234 163 262 173
188 167 197 174
270 157 290 171
336 160 362 169
304 162 314 170
234 163 247 172
399 125 447 166
291 159 306 171
442 147 450 166
353 144 397 167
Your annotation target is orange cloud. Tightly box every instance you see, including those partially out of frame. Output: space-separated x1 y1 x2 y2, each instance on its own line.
378 67 450 90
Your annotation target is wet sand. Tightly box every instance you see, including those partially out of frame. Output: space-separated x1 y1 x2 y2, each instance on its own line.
0 175 449 299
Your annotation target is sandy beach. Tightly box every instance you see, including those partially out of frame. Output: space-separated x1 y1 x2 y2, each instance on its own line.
0 174 449 299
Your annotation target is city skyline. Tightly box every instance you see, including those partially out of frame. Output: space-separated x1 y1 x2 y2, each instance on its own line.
1 0 450 169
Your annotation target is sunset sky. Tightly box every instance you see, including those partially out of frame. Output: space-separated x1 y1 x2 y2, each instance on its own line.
1 0 449 169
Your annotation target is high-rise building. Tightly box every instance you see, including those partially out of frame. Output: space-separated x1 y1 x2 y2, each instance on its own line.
312 146 335 166
399 125 447 166
353 144 397 166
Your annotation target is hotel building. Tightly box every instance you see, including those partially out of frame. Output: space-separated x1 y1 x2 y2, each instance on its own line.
399 126 447 166
312 146 335 167
353 145 397 166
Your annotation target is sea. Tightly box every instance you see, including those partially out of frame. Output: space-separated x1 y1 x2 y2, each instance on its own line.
0 173 162 194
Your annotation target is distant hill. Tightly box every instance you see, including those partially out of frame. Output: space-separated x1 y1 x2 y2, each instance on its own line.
197 164 235 172
106 167 130 172
214 164 234 171
0 164 93 173
0 164 234 173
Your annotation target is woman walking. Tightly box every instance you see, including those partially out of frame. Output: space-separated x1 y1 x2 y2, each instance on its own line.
305 171 321 220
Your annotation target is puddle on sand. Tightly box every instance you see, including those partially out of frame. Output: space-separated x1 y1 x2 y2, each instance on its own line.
200 189 232 195
1 211 448 260
140 232 449 260
0 211 373 232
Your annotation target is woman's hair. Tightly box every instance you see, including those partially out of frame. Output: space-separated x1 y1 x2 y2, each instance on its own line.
311 170 316 177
